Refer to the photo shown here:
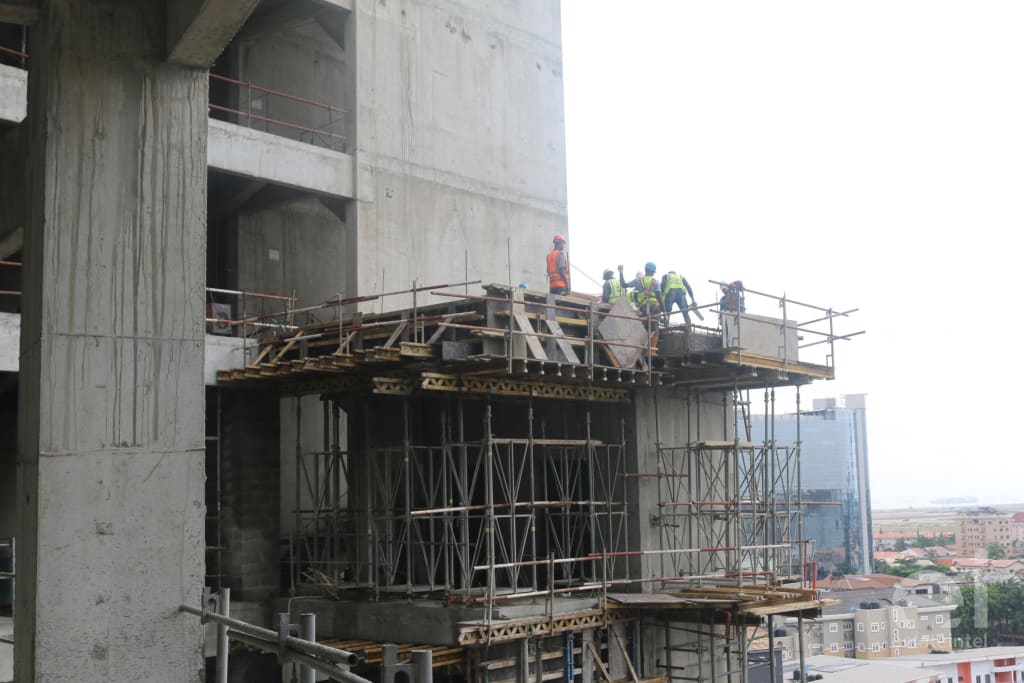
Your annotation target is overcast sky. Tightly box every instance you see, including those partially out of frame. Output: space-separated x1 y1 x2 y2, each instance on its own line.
560 2 1024 508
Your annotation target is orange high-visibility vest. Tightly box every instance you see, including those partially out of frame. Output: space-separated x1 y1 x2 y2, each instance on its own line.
547 249 570 290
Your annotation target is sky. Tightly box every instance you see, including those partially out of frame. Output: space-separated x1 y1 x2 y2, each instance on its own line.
559 2 1024 508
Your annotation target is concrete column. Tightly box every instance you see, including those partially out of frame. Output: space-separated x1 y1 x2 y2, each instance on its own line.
15 1 207 680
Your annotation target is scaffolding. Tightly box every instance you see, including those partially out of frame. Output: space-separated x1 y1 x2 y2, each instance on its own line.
212 280 859 683
291 396 630 605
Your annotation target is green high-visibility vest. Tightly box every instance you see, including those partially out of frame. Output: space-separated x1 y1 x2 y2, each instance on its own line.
606 278 624 303
637 275 658 305
664 272 685 292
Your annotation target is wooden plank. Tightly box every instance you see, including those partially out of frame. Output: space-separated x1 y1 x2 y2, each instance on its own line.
513 312 548 361
588 642 614 683
545 319 581 364
384 320 408 348
612 631 640 683
271 329 305 362
249 341 276 367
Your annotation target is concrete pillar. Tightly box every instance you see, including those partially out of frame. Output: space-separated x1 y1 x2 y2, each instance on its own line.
15 1 207 680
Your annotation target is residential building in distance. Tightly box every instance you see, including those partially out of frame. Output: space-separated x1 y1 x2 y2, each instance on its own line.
777 588 955 662
955 508 1013 557
1013 513 1024 552
802 654 945 683
878 646 1024 683
752 394 872 573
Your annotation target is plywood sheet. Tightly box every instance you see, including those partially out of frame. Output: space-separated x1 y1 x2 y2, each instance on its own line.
598 299 647 368
513 312 548 360
544 319 580 364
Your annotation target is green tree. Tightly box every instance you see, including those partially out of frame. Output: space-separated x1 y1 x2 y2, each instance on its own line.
894 537 908 552
953 582 1024 648
875 558 918 578
987 543 1007 560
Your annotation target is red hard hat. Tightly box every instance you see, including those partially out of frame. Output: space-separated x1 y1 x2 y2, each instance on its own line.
553 233 567 243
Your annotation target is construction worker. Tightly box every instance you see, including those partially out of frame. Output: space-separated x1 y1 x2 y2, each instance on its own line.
546 234 570 295
719 280 745 313
602 269 625 304
618 263 664 318
662 270 697 324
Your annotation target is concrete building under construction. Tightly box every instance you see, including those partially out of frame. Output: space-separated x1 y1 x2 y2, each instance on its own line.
0 1 861 681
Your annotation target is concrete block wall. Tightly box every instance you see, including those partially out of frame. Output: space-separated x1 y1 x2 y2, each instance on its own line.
220 388 282 602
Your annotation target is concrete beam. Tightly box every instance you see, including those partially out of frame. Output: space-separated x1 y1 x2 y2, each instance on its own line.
0 227 23 260
0 316 247 384
208 119 355 199
239 0 323 41
311 0 352 11
0 0 38 24
0 64 27 124
167 0 262 68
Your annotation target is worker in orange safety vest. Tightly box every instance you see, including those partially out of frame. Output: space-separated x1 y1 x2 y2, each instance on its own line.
546 234 570 295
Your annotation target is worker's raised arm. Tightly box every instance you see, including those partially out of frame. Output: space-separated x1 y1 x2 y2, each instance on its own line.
618 264 627 289
682 276 695 303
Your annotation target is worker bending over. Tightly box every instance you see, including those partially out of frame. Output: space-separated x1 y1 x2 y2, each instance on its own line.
546 234 570 295
618 263 664 318
662 270 697 324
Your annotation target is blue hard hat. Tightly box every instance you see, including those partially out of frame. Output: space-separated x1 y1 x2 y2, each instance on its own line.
645 262 656 272
517 282 528 289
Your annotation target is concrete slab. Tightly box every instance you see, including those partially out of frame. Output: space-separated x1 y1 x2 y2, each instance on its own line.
0 615 10 683
204 334 248 384
166 0 261 67
0 1 38 25
0 315 246 383
208 119 355 199
0 65 26 124
0 314 17 373
721 312 799 360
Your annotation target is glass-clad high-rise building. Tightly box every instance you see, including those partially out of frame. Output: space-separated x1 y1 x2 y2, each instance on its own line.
751 394 872 574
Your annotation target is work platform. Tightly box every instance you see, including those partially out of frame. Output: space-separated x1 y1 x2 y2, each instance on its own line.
214 284 840 398
205 280 858 683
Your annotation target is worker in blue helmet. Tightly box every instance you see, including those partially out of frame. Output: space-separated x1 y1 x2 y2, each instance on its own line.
618 262 664 319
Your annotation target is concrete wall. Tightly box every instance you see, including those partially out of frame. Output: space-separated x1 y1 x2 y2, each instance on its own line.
630 387 733 582
237 197 354 307
237 15 348 147
351 0 568 310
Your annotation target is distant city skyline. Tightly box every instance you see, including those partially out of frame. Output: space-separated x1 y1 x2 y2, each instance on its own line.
752 395 872 573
